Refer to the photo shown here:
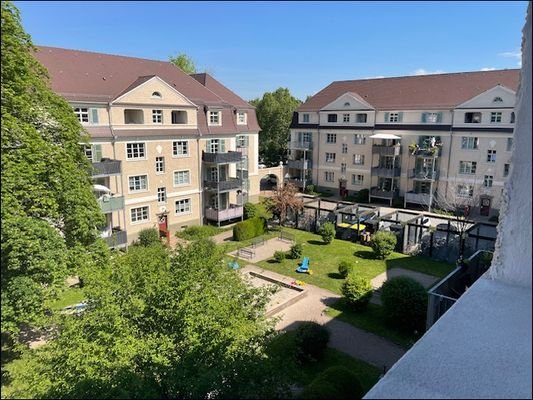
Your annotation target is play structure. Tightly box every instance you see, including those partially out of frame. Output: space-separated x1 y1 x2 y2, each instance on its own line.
296 256 310 273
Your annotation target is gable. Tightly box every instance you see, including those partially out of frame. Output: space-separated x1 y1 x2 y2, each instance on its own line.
321 92 374 111
457 86 516 109
112 76 197 107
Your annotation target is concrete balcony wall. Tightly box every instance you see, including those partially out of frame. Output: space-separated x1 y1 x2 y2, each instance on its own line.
202 151 242 164
371 167 401 177
409 169 440 180
204 178 242 191
205 205 243 221
370 187 395 199
92 159 121 177
405 192 431 204
372 145 402 156
97 195 125 213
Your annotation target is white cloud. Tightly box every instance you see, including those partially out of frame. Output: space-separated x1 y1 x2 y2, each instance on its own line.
362 75 385 79
498 50 522 67
412 68 446 76
480 67 496 71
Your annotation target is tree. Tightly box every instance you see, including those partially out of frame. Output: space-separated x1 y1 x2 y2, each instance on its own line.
3 240 290 399
265 182 303 226
250 88 302 164
169 52 197 74
370 231 397 259
341 273 373 311
319 222 336 244
1 1 107 352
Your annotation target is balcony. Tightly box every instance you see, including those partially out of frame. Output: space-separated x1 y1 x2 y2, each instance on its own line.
370 187 395 199
371 167 401 177
288 159 312 170
236 169 249 180
372 144 402 156
102 229 127 248
414 147 442 157
405 191 432 205
286 178 312 189
289 141 313 150
236 146 248 156
202 151 242 164
92 159 121 177
204 178 241 192
409 169 439 180
97 195 125 213
205 204 243 222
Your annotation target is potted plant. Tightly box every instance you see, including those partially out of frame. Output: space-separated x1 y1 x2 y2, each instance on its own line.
408 143 418 155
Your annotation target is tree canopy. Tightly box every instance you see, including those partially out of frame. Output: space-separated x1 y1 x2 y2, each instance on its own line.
250 88 302 164
169 52 197 74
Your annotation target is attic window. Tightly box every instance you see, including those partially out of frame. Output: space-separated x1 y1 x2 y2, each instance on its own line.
152 91 162 98
493 96 503 103
344 102 351 107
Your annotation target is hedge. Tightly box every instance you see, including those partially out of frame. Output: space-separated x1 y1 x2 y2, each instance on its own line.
301 366 364 400
370 230 397 259
233 217 266 241
294 322 330 363
341 273 373 311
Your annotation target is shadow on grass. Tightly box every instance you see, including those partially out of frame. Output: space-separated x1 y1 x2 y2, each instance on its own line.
354 250 377 259
266 259 280 264
327 272 344 280
307 240 327 246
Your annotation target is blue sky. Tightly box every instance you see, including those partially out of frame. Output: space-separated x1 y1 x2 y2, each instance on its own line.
15 1 527 101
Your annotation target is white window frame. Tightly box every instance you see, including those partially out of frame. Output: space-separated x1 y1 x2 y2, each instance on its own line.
173 170 191 187
457 185 474 198
130 205 150 224
125 142 147 160
356 113 367 123
490 112 502 123
461 137 479 150
74 107 89 123
487 149 497 163
152 109 163 124
302 113 310 123
175 198 192 216
354 134 366 145
208 111 221 126
327 114 337 123
84 145 93 161
343 113 350 123
325 152 336 163
341 163 346 173
426 113 438 123
326 133 337 144
157 187 167 204
173 140 189 157
155 156 165 174
342 143 348 154
128 174 148 193
351 174 364 186
388 112 399 122
353 154 365 165
237 111 247 125
483 175 493 188
324 171 334 182
459 161 477 174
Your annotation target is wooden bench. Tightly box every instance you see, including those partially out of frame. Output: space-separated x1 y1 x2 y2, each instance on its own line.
239 247 255 259
278 231 295 243
252 237 265 248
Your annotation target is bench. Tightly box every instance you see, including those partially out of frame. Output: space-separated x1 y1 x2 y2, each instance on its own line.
239 247 255 259
278 231 295 243
252 237 265 248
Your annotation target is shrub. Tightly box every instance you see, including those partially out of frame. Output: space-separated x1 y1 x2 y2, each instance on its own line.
318 222 335 244
301 366 363 400
305 184 315 194
381 276 428 332
355 188 369 203
244 201 273 220
342 273 373 311
138 228 160 247
233 217 266 241
294 322 330 363
370 230 397 259
288 243 303 259
244 202 258 219
274 251 286 262
338 260 354 278
175 225 223 241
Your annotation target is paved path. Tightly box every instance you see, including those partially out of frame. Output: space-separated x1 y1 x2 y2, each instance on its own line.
211 229 234 244
370 268 440 305
228 237 294 263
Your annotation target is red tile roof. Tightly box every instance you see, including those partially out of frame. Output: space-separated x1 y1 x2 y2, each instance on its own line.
298 69 520 111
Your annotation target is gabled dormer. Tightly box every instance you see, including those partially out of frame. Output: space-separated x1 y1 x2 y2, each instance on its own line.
319 92 375 126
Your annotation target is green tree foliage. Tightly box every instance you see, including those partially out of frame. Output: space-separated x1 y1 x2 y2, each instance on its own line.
250 88 301 163
244 201 272 220
137 228 160 247
274 250 286 262
301 366 364 400
341 274 373 311
381 276 428 333
294 322 330 363
319 222 336 244
338 260 354 278
169 52 197 74
1 1 107 349
288 243 303 259
3 240 290 398
233 217 266 241
370 230 397 259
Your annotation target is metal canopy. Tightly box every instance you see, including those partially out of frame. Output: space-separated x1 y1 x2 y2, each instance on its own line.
369 133 401 139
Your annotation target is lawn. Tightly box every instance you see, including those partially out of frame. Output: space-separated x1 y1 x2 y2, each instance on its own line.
45 287 85 310
256 227 453 294
217 229 280 254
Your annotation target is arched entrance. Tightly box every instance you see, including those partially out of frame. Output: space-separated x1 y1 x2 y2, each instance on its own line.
260 173 280 191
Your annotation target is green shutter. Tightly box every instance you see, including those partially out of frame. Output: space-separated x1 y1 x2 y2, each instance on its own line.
398 112 403 122
421 113 427 123
220 139 226 152
93 144 102 162
384 112 389 122
436 112 443 123
90 108 99 124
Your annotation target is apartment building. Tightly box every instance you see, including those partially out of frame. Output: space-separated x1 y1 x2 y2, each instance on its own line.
35 46 261 247
289 69 519 216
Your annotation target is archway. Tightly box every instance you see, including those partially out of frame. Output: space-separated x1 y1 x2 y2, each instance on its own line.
260 173 280 191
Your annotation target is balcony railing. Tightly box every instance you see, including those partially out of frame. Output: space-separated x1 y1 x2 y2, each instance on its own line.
92 159 121 177
97 195 125 213
236 169 249 180
204 178 242 191
102 229 128 248
202 151 242 164
236 146 248 156
289 141 313 150
405 191 432 205
288 159 312 170
370 187 395 199
414 147 442 157
286 178 312 188
371 167 401 177
372 145 402 156
409 169 439 180
205 205 243 222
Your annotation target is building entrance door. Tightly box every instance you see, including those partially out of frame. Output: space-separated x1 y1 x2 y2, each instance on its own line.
480 196 491 217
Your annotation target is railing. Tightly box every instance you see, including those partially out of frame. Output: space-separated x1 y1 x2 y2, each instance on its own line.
405 192 432 205
414 147 442 157
409 169 439 180
286 178 312 188
97 195 125 213
202 151 242 163
102 230 128 248
92 159 121 177
372 145 402 156
289 141 313 150
236 146 248 156
370 187 395 199
204 178 241 191
237 169 249 180
371 167 401 177
288 159 312 170
205 205 243 221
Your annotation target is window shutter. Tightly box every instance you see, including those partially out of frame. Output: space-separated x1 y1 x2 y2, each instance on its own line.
384 112 389 122
398 112 404 122
93 144 102 162
90 108 99 124
436 112 443 123
421 113 427 123
220 139 226 153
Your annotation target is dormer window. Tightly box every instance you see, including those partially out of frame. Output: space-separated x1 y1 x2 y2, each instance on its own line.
493 96 503 103
464 112 481 123
303 113 310 123
151 91 162 98
237 111 247 125
208 111 221 126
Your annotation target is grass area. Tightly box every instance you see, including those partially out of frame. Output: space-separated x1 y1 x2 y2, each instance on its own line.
175 225 228 241
325 300 418 349
255 228 453 295
217 229 280 253
267 330 380 396
45 287 85 310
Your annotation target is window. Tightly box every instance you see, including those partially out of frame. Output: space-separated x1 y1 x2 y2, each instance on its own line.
84 145 93 161
157 187 166 203
74 108 89 123
209 166 218 182
424 112 439 123
356 113 367 123
298 132 312 143
124 109 144 124
490 112 502 123
459 161 477 174
493 96 503 103
171 110 187 124
457 184 474 198
483 175 493 188
303 113 310 123
152 110 163 124
351 174 363 185
237 135 248 148
341 163 346 173
174 170 190 186
126 143 146 159
344 102 351 107
354 134 366 145
464 112 482 123
504 163 510 177
152 91 162 98
353 154 365 165
237 111 247 125
461 137 479 150
208 139 225 153
128 175 148 192
388 112 399 122
175 199 191 215
343 114 350 123
173 140 189 156
506 138 513 151
326 133 337 144
324 171 334 182
155 156 165 173
510 112 515 123
325 152 336 163
208 111 221 125
327 114 338 123
487 149 497 163
130 206 149 223
342 143 348 154
414 181 431 194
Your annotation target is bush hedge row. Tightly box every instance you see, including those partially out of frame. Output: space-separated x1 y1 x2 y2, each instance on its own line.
233 217 266 241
